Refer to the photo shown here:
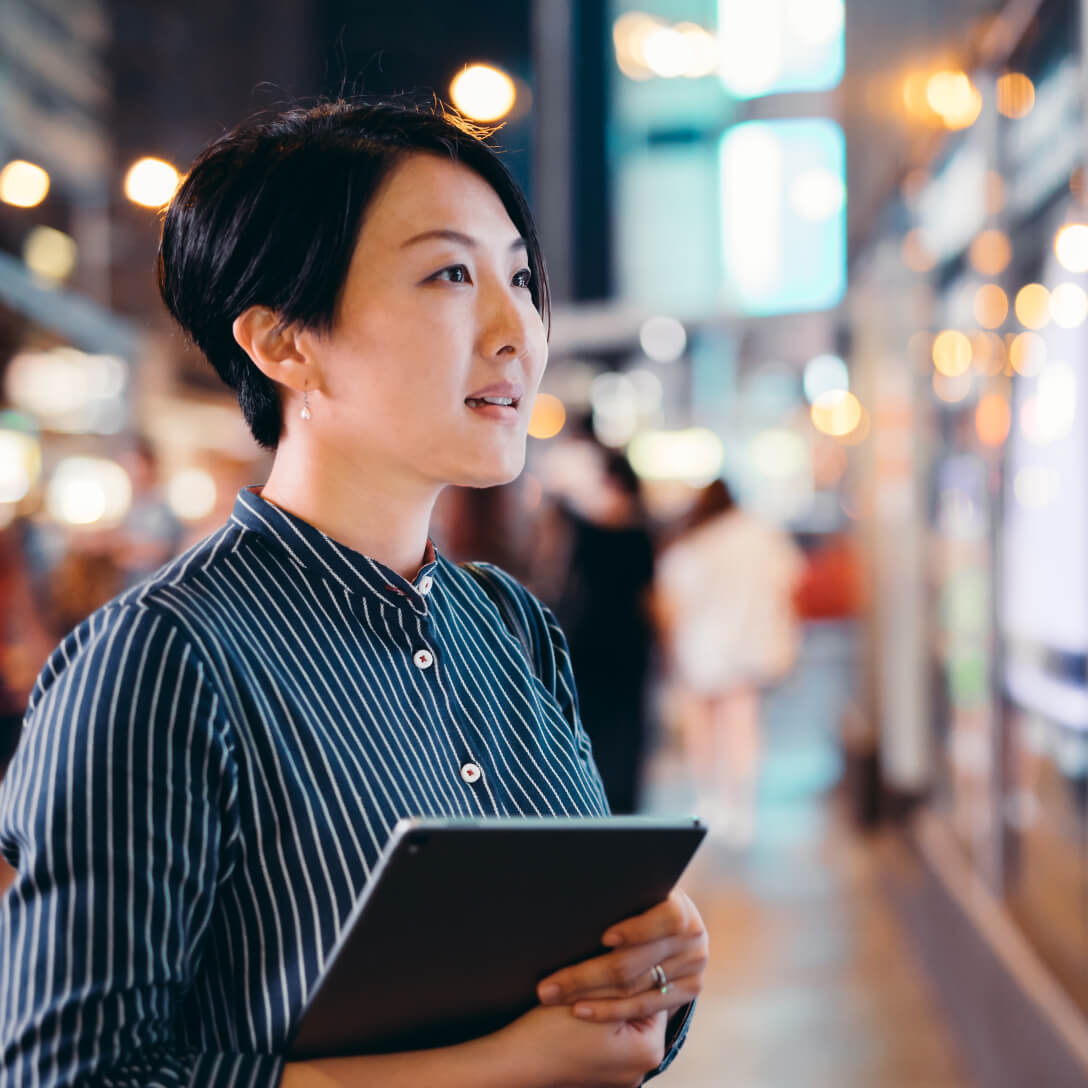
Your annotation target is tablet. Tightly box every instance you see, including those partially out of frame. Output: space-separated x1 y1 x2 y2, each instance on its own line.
287 815 706 1059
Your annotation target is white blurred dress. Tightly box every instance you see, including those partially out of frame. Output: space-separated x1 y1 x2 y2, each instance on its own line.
658 509 804 694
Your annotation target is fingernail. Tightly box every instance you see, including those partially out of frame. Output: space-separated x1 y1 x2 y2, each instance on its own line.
573 1004 594 1019
602 932 623 946
538 983 560 1002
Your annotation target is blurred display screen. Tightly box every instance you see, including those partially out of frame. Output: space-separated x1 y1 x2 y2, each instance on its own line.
718 118 846 315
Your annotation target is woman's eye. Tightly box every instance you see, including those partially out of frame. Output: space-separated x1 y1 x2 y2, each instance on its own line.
512 268 532 289
434 265 471 284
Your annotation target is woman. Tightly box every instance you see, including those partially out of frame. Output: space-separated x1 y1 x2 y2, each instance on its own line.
656 480 803 847
0 101 707 1087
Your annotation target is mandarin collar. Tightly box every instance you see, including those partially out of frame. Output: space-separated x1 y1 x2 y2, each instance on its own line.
230 487 439 614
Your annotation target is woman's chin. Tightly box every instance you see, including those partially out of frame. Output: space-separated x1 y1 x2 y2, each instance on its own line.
450 450 526 489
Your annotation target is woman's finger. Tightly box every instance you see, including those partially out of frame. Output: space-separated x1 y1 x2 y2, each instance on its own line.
600 888 704 949
536 936 686 1004
570 973 704 1023
557 953 708 1003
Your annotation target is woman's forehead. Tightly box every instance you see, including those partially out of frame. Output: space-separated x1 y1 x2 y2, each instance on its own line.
360 152 520 249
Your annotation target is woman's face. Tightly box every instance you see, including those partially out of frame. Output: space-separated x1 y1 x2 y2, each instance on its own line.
301 152 548 493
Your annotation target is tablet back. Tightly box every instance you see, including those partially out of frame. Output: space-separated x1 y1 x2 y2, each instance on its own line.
288 816 705 1058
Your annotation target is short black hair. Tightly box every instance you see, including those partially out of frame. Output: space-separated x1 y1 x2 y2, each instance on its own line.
157 99 550 449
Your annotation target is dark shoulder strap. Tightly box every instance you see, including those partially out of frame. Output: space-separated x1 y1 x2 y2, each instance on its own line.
460 562 536 670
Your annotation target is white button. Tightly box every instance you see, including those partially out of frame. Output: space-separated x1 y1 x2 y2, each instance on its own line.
413 649 434 670
460 762 482 784
419 575 434 595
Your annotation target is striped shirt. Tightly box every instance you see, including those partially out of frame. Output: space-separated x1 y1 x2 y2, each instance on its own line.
0 487 690 1086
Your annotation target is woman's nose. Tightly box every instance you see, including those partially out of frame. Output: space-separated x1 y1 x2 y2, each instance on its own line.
479 281 529 360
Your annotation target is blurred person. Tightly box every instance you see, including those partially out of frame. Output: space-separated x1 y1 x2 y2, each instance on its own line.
114 435 184 586
0 100 707 1088
656 480 804 847
547 447 656 814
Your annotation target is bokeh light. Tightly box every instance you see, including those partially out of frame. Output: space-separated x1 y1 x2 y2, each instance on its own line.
926 70 982 129
23 226 77 283
613 12 664 80
1014 283 1050 329
748 428 809 478
969 229 1012 276
803 354 849 402
975 394 1011 447
1055 223 1088 273
124 157 181 208
591 372 639 447
1009 331 1046 376
449 64 517 121
0 160 50 207
643 21 718 79
973 284 1008 329
1020 361 1077 444
0 428 42 504
810 389 862 436
932 330 972 376
167 468 217 521
528 393 567 440
639 315 686 362
1049 282 1088 328
46 457 132 527
996 73 1035 118
627 428 724 483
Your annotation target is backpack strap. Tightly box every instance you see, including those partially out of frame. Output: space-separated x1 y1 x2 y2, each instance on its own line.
460 562 538 672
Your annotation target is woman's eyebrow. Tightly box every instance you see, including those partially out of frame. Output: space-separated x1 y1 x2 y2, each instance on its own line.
400 228 527 252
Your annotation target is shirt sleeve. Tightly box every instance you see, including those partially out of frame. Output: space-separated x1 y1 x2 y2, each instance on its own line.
0 605 284 1088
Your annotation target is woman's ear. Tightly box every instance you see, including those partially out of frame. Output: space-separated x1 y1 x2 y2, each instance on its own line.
232 306 314 393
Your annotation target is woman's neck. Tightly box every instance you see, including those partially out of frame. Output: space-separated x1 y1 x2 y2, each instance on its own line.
260 440 439 581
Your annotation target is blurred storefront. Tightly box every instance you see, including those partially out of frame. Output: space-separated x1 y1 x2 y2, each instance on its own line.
849 0 1088 1077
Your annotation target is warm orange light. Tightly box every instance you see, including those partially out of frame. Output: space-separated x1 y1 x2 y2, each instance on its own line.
976 394 1011 446
969 229 1012 276
926 70 982 129
1009 331 1046 376
811 391 863 437
902 72 933 120
124 157 180 207
528 393 566 439
1015 283 1051 329
996 73 1035 119
932 330 972 376
0 160 50 207
973 284 1008 329
449 64 517 122
901 229 935 272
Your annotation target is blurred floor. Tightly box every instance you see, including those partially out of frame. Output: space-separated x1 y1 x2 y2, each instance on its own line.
645 624 974 1087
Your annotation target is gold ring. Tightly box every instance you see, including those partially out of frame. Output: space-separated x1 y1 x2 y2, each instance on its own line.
651 964 668 993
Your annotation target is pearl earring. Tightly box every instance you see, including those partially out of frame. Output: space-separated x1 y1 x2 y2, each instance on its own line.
300 390 312 421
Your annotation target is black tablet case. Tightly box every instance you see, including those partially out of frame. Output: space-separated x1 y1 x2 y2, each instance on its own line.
288 818 705 1058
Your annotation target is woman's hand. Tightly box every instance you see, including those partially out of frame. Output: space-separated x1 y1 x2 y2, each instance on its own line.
535 888 708 1024
282 1005 665 1088
497 1004 667 1088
